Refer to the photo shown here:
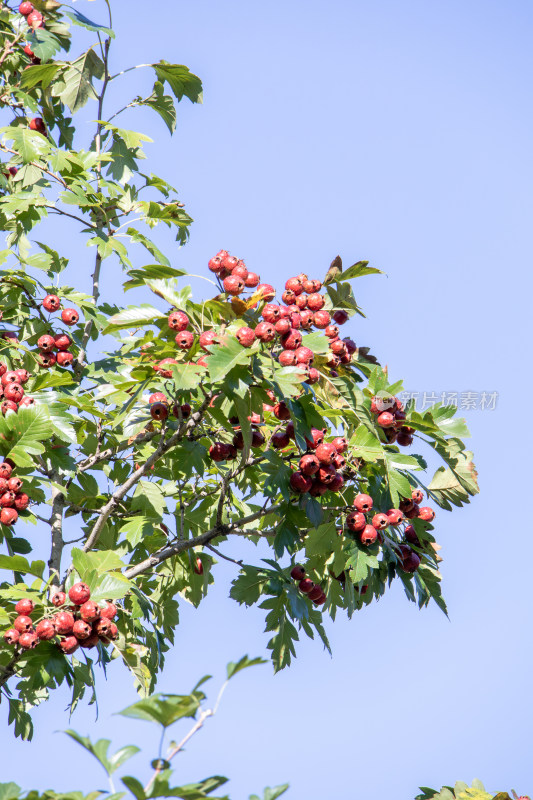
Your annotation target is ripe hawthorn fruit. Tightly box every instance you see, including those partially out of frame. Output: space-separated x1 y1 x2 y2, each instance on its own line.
36 619 55 640
68 582 91 605
346 511 366 532
236 326 256 347
354 493 373 513
289 471 312 494
15 598 34 615
290 564 306 580
418 507 435 522
360 525 378 546
298 578 315 594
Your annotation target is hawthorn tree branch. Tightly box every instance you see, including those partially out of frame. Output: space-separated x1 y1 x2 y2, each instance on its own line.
123 503 282 580
48 474 65 585
81 395 214 555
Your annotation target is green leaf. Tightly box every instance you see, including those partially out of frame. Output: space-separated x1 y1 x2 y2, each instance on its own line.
141 82 177 134
63 730 140 776
207 336 257 384
230 567 267 606
333 260 383 282
54 50 105 113
0 405 53 467
0 784 21 800
103 304 165 332
63 8 115 37
226 655 266 680
118 692 202 728
152 62 203 103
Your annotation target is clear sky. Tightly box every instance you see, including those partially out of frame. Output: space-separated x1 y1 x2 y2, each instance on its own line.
2 0 532 797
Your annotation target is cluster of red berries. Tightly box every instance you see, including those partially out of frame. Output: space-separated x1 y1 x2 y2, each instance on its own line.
371 394 414 447
3 582 118 654
289 434 347 495
207 249 265 295
35 294 80 370
0 460 30 528
290 564 326 606
148 390 191 422
18 2 45 29
0 363 34 416
344 489 435 573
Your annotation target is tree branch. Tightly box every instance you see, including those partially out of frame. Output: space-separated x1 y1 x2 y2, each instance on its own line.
47 473 65 585
123 503 282 580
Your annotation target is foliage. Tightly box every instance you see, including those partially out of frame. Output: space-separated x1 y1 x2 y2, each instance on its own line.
0 655 290 800
416 782 529 800
0 0 479 743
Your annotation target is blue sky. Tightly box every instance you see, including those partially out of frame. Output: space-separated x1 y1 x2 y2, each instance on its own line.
2 0 532 796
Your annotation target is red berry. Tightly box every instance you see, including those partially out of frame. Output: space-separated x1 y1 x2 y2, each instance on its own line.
396 431 413 446
372 513 389 530
4 383 24 403
295 294 308 310
315 442 336 465
14 615 33 632
254 321 276 342
405 503 420 519
280 329 302 351
275 318 292 335
15 369 29 384
387 509 404 526
174 330 194 350
328 472 344 492
19 631 38 649
100 602 117 619
346 511 366 532
79 600 100 623
271 431 290 449
42 294 60 312
60 308 79 326
299 309 314 329
244 272 260 287
73 619 92 640
279 350 297 367
289 471 312 494
308 480 328 497
19 2 34 14
209 442 233 462
35 619 55 640
223 275 245 295
168 310 189 331
332 453 345 470
51 591 66 607
53 333 71 351
308 584 323 601
325 325 340 338
331 436 348 453
360 525 378 546
354 493 373 513
150 402 169 421
94 617 113 638
15 598 34 615
26 10 44 28
3 628 19 645
37 352 56 369
317 464 336 484
294 346 313 365
18 396 35 408
290 565 306 580
53 611 74 634
398 544 420 573
58 636 79 654
377 411 395 428
412 488 424 504
56 351 73 367
208 256 223 273
404 525 421 546
1 371 19 387
273 401 291 421
418 507 435 522
313 310 331 329
306 293 325 311
0 462 12 479
199 330 219 351
236 326 256 347
262 303 281 323
305 367 320 384
1 491 15 508
37 334 55 352
298 578 314 594
306 428 325 450
332 310 349 325
282 289 296 305
299 454 320 475
68 582 91 605
0 507 17 525
256 283 275 300
79 633 100 649
290 312 302 329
